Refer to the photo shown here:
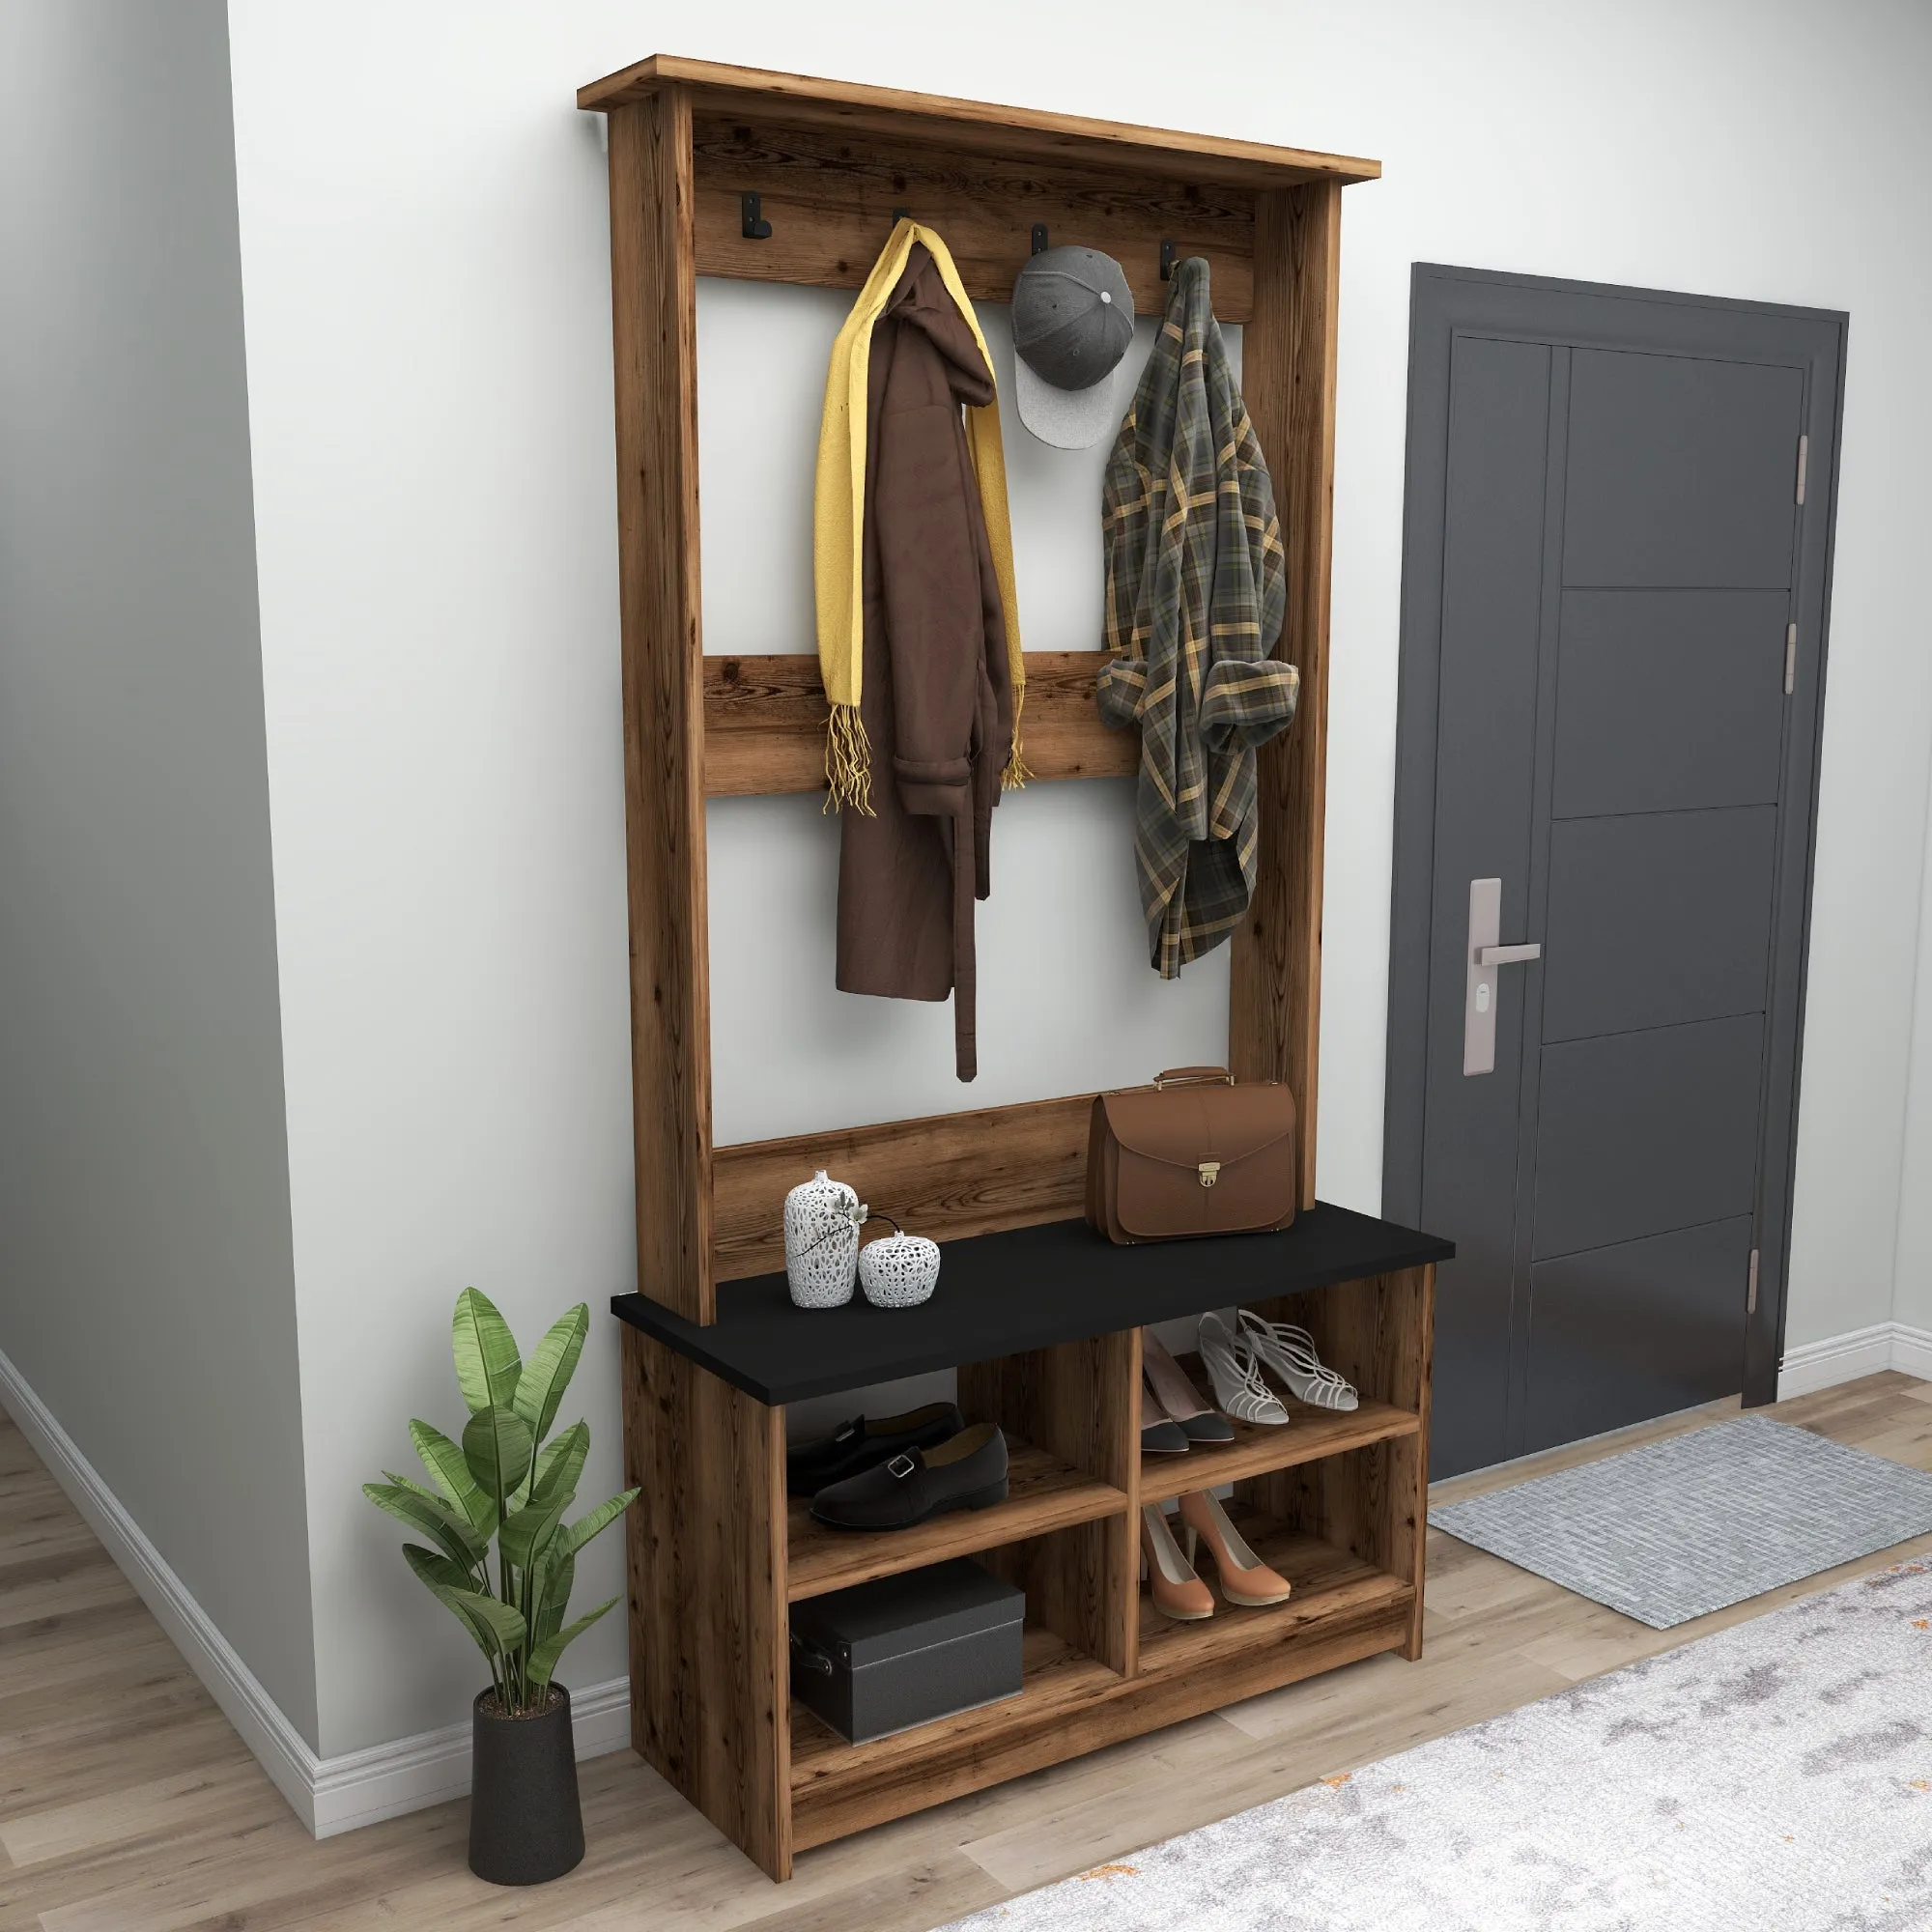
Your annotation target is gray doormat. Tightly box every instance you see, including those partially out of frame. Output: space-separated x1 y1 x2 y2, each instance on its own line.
1427 1413 1932 1628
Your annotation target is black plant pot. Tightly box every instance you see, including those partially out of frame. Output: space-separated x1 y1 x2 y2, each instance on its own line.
469 1684 584 1886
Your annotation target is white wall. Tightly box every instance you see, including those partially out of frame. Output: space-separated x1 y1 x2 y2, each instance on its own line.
1892 824 1932 1333
0 0 317 1743
224 0 1932 1758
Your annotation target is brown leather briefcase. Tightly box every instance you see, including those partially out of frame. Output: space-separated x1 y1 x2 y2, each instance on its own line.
1085 1066 1297 1244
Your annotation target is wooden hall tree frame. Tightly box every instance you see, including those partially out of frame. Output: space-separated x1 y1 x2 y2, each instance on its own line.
580 56 1404 1881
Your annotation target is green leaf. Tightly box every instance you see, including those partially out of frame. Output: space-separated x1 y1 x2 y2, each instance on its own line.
403 1556 501 1665
451 1288 522 1415
526 1595 618 1691
560 1489 639 1558
532 1545 576 1647
384 1468 458 1513
364 1480 487 1570
402 1542 477 1597
462 1405 533 1502
429 1581 527 1660
529 1420 589 1509
410 1420 497 1537
498 1488 570 1572
376 1475 486 1553
514 1305 588 1442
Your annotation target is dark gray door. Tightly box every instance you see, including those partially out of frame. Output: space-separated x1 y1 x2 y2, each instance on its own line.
1386 268 1844 1481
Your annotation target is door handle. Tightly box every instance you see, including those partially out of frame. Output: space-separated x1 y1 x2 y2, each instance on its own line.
1464 879 1539 1076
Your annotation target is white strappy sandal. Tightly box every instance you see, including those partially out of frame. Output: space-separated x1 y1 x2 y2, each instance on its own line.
1236 1310 1359 1411
1197 1313 1290 1426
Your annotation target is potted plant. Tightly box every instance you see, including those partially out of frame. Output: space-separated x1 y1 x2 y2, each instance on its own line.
364 1289 639 1885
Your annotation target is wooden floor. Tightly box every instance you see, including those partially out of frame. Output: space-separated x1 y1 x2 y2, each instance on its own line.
6 1373 1932 1930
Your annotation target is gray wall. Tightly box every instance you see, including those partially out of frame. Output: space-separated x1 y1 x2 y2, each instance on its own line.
0 0 316 1744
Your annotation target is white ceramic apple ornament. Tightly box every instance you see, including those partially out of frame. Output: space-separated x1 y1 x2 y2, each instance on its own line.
858 1215 941 1309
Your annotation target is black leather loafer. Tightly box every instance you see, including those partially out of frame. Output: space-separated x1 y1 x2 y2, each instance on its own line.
785 1402 963 1497
810 1423 1009 1530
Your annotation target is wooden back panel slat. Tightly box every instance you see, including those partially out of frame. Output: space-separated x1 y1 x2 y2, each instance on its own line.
703 649 1136 796
691 116 1256 319
711 1094 1094 1284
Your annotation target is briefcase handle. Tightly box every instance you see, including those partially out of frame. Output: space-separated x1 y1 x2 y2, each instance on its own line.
1151 1065 1236 1090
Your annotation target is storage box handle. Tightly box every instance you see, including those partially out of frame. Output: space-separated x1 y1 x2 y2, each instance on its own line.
1152 1065 1235 1090
788 1631 836 1676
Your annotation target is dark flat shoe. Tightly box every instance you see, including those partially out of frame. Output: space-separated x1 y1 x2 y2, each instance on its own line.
810 1423 1009 1530
1139 1382 1190 1455
1179 1411 1236 1445
1143 1332 1235 1446
786 1402 963 1496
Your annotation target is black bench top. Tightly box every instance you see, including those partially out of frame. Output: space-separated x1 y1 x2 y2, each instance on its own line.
610 1202 1453 1406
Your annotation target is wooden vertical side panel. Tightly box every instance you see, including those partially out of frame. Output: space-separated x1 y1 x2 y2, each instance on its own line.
623 1327 790 1877
609 92 714 1322
958 1328 1139 1676
1230 180 1342 1208
1394 1264 1435 1656
1117 1323 1144 1680
1240 1266 1433 1657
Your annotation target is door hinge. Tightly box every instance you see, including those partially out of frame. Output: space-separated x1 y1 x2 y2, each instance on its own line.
1747 1248 1760 1315
1795 433 1809 505
1784 623 1797 696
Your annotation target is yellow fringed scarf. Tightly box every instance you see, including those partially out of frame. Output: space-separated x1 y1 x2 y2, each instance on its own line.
813 219 1026 812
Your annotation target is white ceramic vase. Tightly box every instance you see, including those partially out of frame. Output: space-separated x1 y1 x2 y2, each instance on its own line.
858 1219 941 1309
783 1170 865 1309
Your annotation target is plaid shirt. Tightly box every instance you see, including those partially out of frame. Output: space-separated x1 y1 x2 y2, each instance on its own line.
1097 258 1298 979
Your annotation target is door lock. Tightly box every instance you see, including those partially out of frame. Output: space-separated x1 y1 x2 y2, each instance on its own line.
1464 878 1541 1076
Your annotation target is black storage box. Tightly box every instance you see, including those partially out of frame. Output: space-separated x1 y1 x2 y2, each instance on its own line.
788 1558 1025 1744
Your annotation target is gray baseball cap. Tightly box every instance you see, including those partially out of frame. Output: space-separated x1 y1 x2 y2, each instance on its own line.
1010 245 1135 449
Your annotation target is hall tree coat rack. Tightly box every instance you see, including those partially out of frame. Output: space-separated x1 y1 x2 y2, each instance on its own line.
579 55 1443 1882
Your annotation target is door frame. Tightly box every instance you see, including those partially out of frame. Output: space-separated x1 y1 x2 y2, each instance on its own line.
1382 263 1848 1413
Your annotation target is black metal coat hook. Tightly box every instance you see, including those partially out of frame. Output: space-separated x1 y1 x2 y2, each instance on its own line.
1159 239 1177 281
741 192 773 241
1032 223 1049 255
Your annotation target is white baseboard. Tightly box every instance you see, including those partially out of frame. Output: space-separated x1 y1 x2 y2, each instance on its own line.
310 1674 632 1837
1889 1324 1932 1384
1778 1321 1932 1400
0 1343 631 1838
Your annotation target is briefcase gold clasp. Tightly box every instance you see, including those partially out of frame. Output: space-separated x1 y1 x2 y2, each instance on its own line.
1198 1161 1221 1188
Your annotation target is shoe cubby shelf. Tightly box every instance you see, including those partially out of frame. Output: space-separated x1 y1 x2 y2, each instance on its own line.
1138 1388 1424 1507
788 1513 1414 1852
786 1436 1127 1602
585 53 1414 1881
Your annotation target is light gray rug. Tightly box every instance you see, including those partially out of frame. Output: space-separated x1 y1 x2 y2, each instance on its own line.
1428 1414 1932 1629
938 1558 1932 1931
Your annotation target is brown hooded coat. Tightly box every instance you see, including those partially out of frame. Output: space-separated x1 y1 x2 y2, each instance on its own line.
835 245 1013 1082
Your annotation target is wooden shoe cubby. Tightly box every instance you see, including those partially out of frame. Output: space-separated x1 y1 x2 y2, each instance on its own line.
580 54 1442 1880
614 1213 1444 1872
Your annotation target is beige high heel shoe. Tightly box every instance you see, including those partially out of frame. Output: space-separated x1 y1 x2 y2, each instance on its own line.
1178 1491 1293 1607
1139 1503 1214 1621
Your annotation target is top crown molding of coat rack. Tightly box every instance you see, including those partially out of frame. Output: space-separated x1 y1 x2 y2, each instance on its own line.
580 60 1378 320
580 55 1380 192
